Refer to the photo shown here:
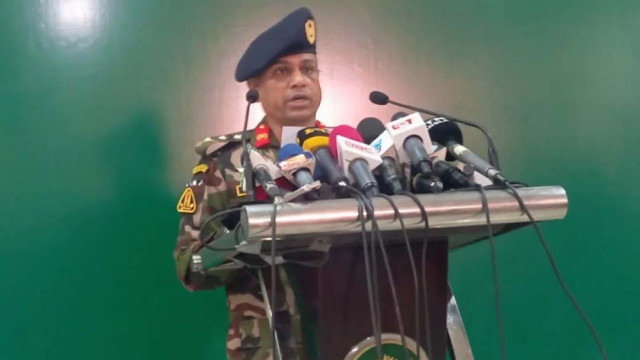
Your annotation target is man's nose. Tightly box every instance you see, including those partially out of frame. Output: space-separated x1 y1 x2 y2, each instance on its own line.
290 69 308 87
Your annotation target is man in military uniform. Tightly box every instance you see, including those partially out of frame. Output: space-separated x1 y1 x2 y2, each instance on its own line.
173 7 323 360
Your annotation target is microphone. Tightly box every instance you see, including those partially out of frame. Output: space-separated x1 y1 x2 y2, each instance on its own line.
430 147 475 189
411 173 444 194
277 144 322 201
425 117 461 161
246 89 260 103
369 90 500 169
369 91 390 105
297 127 349 186
426 117 506 185
241 89 260 201
385 112 436 177
329 125 382 197
389 112 472 189
248 148 283 201
386 112 444 193
357 117 404 194
413 123 473 189
277 144 316 187
391 111 408 121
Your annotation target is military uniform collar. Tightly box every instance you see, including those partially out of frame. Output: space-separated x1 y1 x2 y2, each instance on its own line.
251 118 327 149
252 120 279 149
195 119 327 156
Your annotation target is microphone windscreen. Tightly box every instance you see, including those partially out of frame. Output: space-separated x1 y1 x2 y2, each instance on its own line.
425 117 464 145
369 91 389 105
296 127 330 152
329 125 364 159
391 111 409 121
246 89 259 103
357 117 386 144
278 143 305 162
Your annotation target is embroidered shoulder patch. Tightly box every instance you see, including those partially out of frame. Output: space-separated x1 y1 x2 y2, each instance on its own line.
192 164 209 174
177 187 197 214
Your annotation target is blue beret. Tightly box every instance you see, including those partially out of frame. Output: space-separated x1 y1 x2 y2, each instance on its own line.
235 7 317 82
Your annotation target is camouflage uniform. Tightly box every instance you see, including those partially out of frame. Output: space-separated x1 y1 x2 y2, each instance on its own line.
174 121 324 359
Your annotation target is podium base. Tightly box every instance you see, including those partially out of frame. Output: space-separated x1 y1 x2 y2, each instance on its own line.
290 237 456 360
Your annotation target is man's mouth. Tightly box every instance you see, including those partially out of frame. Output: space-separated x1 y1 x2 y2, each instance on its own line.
287 94 311 106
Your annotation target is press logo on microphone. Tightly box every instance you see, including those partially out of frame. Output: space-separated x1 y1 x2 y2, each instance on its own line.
303 128 329 135
425 117 449 130
371 138 383 152
390 118 413 131
278 153 313 172
342 137 377 154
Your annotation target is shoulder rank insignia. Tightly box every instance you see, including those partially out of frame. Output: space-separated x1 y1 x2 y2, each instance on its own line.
177 187 197 214
192 163 209 174
194 132 246 156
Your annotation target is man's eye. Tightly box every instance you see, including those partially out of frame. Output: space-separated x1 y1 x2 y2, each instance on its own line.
302 67 318 76
274 67 289 76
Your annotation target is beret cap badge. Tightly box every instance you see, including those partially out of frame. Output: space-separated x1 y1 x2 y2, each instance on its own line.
305 19 316 45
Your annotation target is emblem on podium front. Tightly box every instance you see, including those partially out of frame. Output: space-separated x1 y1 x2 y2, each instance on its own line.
344 333 428 360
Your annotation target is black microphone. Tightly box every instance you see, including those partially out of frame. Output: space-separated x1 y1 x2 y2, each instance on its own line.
357 117 404 194
426 117 506 185
411 173 444 194
431 153 475 189
254 167 281 200
246 89 259 103
425 116 461 161
241 89 260 201
249 148 283 201
369 90 500 169
391 111 408 121
369 91 390 105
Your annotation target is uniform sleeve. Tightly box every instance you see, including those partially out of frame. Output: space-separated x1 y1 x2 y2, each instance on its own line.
173 156 239 291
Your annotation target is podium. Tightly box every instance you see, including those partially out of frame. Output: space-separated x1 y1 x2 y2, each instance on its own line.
192 186 568 359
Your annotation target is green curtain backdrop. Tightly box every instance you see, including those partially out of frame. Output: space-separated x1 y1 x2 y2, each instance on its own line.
2 0 638 358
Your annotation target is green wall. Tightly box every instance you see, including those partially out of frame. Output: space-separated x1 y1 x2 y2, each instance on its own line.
2 0 638 358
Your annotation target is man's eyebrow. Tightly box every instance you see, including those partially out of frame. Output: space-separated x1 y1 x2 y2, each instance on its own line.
272 59 290 66
271 58 317 67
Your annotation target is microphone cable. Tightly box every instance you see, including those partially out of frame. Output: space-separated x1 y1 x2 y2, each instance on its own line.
377 193 422 360
476 185 507 360
368 202 382 349
267 198 302 360
198 208 245 251
340 185 384 359
358 192 384 360
276 248 330 268
502 181 609 360
401 191 433 360
358 190 411 360
269 200 281 359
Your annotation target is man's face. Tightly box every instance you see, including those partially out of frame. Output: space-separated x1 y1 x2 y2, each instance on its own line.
252 53 322 126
